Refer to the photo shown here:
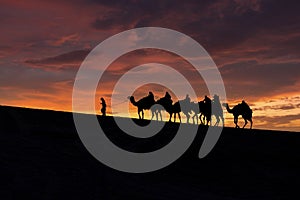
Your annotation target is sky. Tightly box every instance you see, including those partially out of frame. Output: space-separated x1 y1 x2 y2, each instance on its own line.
0 0 300 131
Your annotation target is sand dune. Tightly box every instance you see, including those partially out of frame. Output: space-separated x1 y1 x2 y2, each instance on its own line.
0 105 299 199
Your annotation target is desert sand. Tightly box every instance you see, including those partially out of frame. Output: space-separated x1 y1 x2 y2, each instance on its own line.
1 105 299 199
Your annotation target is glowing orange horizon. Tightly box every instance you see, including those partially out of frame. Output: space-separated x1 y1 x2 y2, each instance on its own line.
2 89 300 132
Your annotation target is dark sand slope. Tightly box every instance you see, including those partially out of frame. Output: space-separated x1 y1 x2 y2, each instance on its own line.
1 105 300 199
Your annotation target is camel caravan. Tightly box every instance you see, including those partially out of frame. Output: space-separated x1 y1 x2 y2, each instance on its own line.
128 92 253 129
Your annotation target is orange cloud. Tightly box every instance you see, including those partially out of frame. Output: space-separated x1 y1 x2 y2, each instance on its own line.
1 0 300 131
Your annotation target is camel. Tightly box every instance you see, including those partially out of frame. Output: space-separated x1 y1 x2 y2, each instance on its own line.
189 95 224 126
152 92 183 122
152 96 198 124
199 100 211 125
169 101 182 123
189 102 201 124
223 101 253 129
150 104 163 121
175 95 194 123
212 95 224 126
128 92 155 119
149 92 172 121
188 95 212 125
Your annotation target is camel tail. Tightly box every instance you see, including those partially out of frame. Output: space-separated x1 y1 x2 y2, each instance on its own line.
129 96 138 107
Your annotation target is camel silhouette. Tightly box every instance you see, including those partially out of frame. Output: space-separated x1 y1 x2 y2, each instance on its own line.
129 92 155 119
152 92 183 122
168 101 181 123
178 95 194 123
200 98 212 125
212 94 224 126
189 95 224 126
189 102 201 124
223 101 253 129
128 91 225 126
150 105 163 121
151 94 197 124
150 92 172 121
187 95 211 125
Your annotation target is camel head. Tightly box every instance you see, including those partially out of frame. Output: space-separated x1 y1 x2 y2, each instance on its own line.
128 96 134 101
128 96 138 107
127 96 135 103
128 96 135 103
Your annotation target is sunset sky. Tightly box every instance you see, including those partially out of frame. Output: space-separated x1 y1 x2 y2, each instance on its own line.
1 0 300 131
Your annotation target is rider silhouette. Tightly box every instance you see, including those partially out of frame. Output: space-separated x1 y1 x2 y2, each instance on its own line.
203 95 211 104
185 94 191 103
148 91 154 98
212 94 219 103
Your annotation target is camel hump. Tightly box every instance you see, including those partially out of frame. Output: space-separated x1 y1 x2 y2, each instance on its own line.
140 92 155 109
165 92 171 99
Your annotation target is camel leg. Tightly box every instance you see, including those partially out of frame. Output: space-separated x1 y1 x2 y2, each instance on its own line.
199 114 204 125
234 117 239 128
178 113 181 123
151 110 155 120
193 114 197 124
186 114 190 124
138 108 142 119
169 113 172 122
214 116 219 126
242 118 248 129
203 115 206 125
234 117 237 128
173 113 176 122
142 110 144 120
214 117 219 126
249 118 253 129
206 116 210 126
159 111 162 121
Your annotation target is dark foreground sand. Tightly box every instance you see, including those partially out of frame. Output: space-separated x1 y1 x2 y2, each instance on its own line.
1 105 299 199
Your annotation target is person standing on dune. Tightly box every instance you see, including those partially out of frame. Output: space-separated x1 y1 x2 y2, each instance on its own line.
100 97 106 116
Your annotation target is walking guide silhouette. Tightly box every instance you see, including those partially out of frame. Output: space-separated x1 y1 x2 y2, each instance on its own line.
100 97 106 116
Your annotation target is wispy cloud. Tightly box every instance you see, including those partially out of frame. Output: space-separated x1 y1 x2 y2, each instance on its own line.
51 33 81 46
1 0 300 131
24 49 90 70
